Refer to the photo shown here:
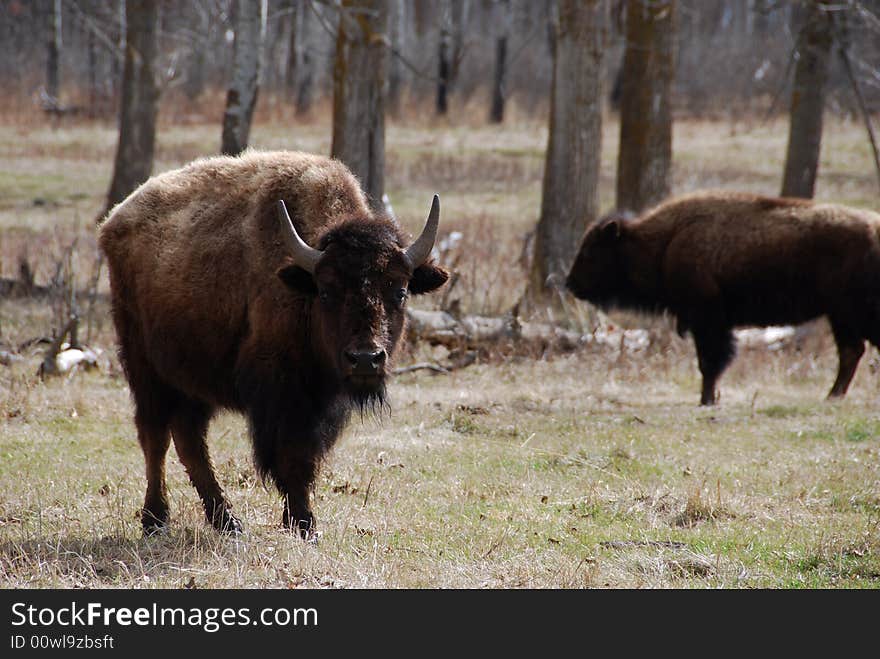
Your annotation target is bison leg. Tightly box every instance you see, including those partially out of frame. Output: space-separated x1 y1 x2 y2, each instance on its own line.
691 325 736 406
273 448 319 541
828 320 865 399
130 373 178 535
170 401 242 535
136 415 172 535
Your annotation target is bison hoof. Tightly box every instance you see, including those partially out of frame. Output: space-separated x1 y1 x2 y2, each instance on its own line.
210 509 244 536
287 524 319 545
700 391 718 406
220 515 244 536
142 522 168 537
283 511 316 542
142 511 169 537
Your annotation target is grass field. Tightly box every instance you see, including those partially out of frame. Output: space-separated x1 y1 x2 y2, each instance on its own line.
1 110 879 588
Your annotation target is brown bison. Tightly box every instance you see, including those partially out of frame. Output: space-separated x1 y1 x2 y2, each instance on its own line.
566 191 880 405
98 150 448 538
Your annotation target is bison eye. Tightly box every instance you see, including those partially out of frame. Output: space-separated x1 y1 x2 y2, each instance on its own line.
394 288 408 307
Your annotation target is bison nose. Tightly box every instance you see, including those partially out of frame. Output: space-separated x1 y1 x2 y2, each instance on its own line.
344 349 387 375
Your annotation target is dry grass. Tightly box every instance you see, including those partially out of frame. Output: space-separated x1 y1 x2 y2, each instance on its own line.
1 112 879 588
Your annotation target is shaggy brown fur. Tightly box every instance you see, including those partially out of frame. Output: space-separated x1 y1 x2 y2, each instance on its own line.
566 190 880 405
99 150 447 537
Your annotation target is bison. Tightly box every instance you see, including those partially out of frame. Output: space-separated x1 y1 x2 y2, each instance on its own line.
98 150 448 538
566 191 880 405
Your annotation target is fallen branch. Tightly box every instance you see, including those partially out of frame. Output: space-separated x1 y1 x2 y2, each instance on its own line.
392 362 450 375
406 308 587 353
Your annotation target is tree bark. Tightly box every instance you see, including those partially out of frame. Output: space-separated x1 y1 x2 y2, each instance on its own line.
221 0 267 156
103 0 159 217
413 0 430 36
527 0 606 307
183 3 213 101
781 1 833 199
297 3 314 115
437 3 450 115
284 0 299 97
388 0 405 116
615 0 675 213
110 0 126 98
449 0 467 86
489 0 510 124
87 26 97 112
183 47 207 100
331 0 389 211
46 0 62 100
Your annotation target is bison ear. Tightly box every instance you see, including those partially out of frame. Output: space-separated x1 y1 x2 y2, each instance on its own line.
277 263 318 295
409 261 449 295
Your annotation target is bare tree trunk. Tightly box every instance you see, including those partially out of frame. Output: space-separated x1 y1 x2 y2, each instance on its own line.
111 0 126 98
781 1 833 199
388 0 405 116
46 0 62 100
103 0 159 218
297 3 314 115
615 0 675 213
87 26 97 113
527 0 606 308
450 0 467 85
489 0 510 123
221 0 267 156
184 49 207 100
437 2 450 115
413 0 430 36
263 2 284 90
284 0 299 97
331 0 389 211
184 4 208 102
435 0 466 115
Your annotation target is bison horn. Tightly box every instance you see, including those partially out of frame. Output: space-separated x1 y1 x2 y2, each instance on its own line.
277 200 323 274
404 194 440 268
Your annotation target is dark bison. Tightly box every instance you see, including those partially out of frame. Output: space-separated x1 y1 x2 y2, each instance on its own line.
566 191 880 405
99 150 448 538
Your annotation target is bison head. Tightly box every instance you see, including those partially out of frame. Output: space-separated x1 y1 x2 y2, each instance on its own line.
565 213 630 309
277 196 448 406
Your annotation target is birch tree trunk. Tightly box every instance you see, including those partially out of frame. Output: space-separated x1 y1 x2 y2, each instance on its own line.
615 0 675 213
780 1 833 199
221 0 267 156
527 0 606 307
103 0 159 217
331 0 390 211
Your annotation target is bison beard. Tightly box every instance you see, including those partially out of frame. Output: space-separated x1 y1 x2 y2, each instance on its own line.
99 151 447 539
566 191 880 406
